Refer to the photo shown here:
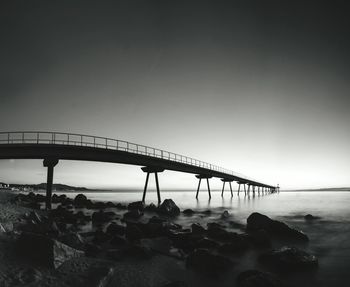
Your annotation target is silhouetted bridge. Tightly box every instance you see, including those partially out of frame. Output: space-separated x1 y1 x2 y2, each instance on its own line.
0 132 278 209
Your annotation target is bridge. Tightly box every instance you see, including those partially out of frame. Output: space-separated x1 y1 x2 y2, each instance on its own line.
0 131 278 209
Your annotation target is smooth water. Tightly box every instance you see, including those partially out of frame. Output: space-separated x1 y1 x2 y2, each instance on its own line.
53 190 350 286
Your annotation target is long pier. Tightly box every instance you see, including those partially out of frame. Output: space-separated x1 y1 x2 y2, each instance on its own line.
0 131 278 209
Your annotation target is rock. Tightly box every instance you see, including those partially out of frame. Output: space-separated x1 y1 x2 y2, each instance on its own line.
93 229 111 244
195 238 219 249
110 235 127 246
116 203 127 209
0 222 13 233
237 270 285 287
183 209 195 215
125 244 154 259
17 232 84 268
106 222 126 236
123 209 143 220
186 248 233 275
140 237 172 255
162 281 188 287
73 193 88 207
158 199 180 216
260 246 318 270
15 267 43 285
92 210 116 223
247 230 271 247
207 222 233 240
191 223 206 234
247 212 309 242
203 210 212 215
221 210 230 219
128 201 145 211
144 203 158 212
59 232 85 250
305 214 319 220
126 224 145 241
85 243 102 257
218 234 250 254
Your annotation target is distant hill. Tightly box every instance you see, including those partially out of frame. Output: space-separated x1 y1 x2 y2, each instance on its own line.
293 187 350 192
9 183 88 191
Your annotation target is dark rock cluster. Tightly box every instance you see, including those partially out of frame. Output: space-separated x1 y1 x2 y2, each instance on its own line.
12 192 319 287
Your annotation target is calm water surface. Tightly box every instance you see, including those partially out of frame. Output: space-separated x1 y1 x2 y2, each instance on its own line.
53 190 350 286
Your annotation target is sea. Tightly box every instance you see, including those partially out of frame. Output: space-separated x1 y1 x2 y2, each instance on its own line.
42 190 350 286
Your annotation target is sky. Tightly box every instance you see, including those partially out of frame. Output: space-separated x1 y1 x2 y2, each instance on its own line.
1 0 349 190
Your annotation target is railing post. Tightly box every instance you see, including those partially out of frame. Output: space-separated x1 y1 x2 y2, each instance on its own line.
105 138 108 149
22 132 24 143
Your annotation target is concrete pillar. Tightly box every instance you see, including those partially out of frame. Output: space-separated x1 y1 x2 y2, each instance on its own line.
43 158 59 210
141 166 164 204
195 175 212 199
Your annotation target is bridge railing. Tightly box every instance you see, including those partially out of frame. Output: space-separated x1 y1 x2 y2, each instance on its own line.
0 131 258 182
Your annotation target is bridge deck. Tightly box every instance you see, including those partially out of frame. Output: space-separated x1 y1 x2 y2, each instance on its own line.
0 131 275 188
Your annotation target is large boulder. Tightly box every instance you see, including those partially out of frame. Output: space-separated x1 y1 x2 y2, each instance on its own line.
237 270 285 287
186 248 233 275
73 194 88 207
259 246 318 271
106 222 126 236
247 213 309 242
59 232 85 250
17 232 84 269
128 201 145 211
158 199 180 216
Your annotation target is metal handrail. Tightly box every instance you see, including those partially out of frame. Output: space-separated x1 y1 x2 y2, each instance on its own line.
0 131 267 185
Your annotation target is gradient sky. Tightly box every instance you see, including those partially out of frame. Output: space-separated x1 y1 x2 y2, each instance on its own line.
1 1 349 190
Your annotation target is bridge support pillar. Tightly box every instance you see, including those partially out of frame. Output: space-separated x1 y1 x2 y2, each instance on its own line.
141 167 165 204
221 179 233 197
43 158 59 210
247 184 250 194
195 175 212 199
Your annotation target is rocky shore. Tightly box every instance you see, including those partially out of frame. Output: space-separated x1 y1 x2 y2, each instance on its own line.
0 191 319 287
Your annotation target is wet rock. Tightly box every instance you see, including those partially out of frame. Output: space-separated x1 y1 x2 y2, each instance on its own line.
124 243 154 259
92 210 116 223
28 211 42 224
186 248 233 275
247 229 271 247
73 193 88 207
126 224 145 241
116 203 127 209
247 212 309 242
93 229 111 244
260 246 318 270
15 267 43 285
110 235 127 246
203 209 212 215
237 270 285 287
207 222 233 240
123 209 143 220
221 210 230 219
196 238 219 249
128 201 145 211
218 234 250 254
162 281 188 287
106 222 126 236
140 237 172 255
59 232 85 250
17 232 84 268
158 199 180 216
183 209 195 215
144 203 158 212
85 243 102 257
191 223 206 234
305 214 319 221
168 230 201 252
